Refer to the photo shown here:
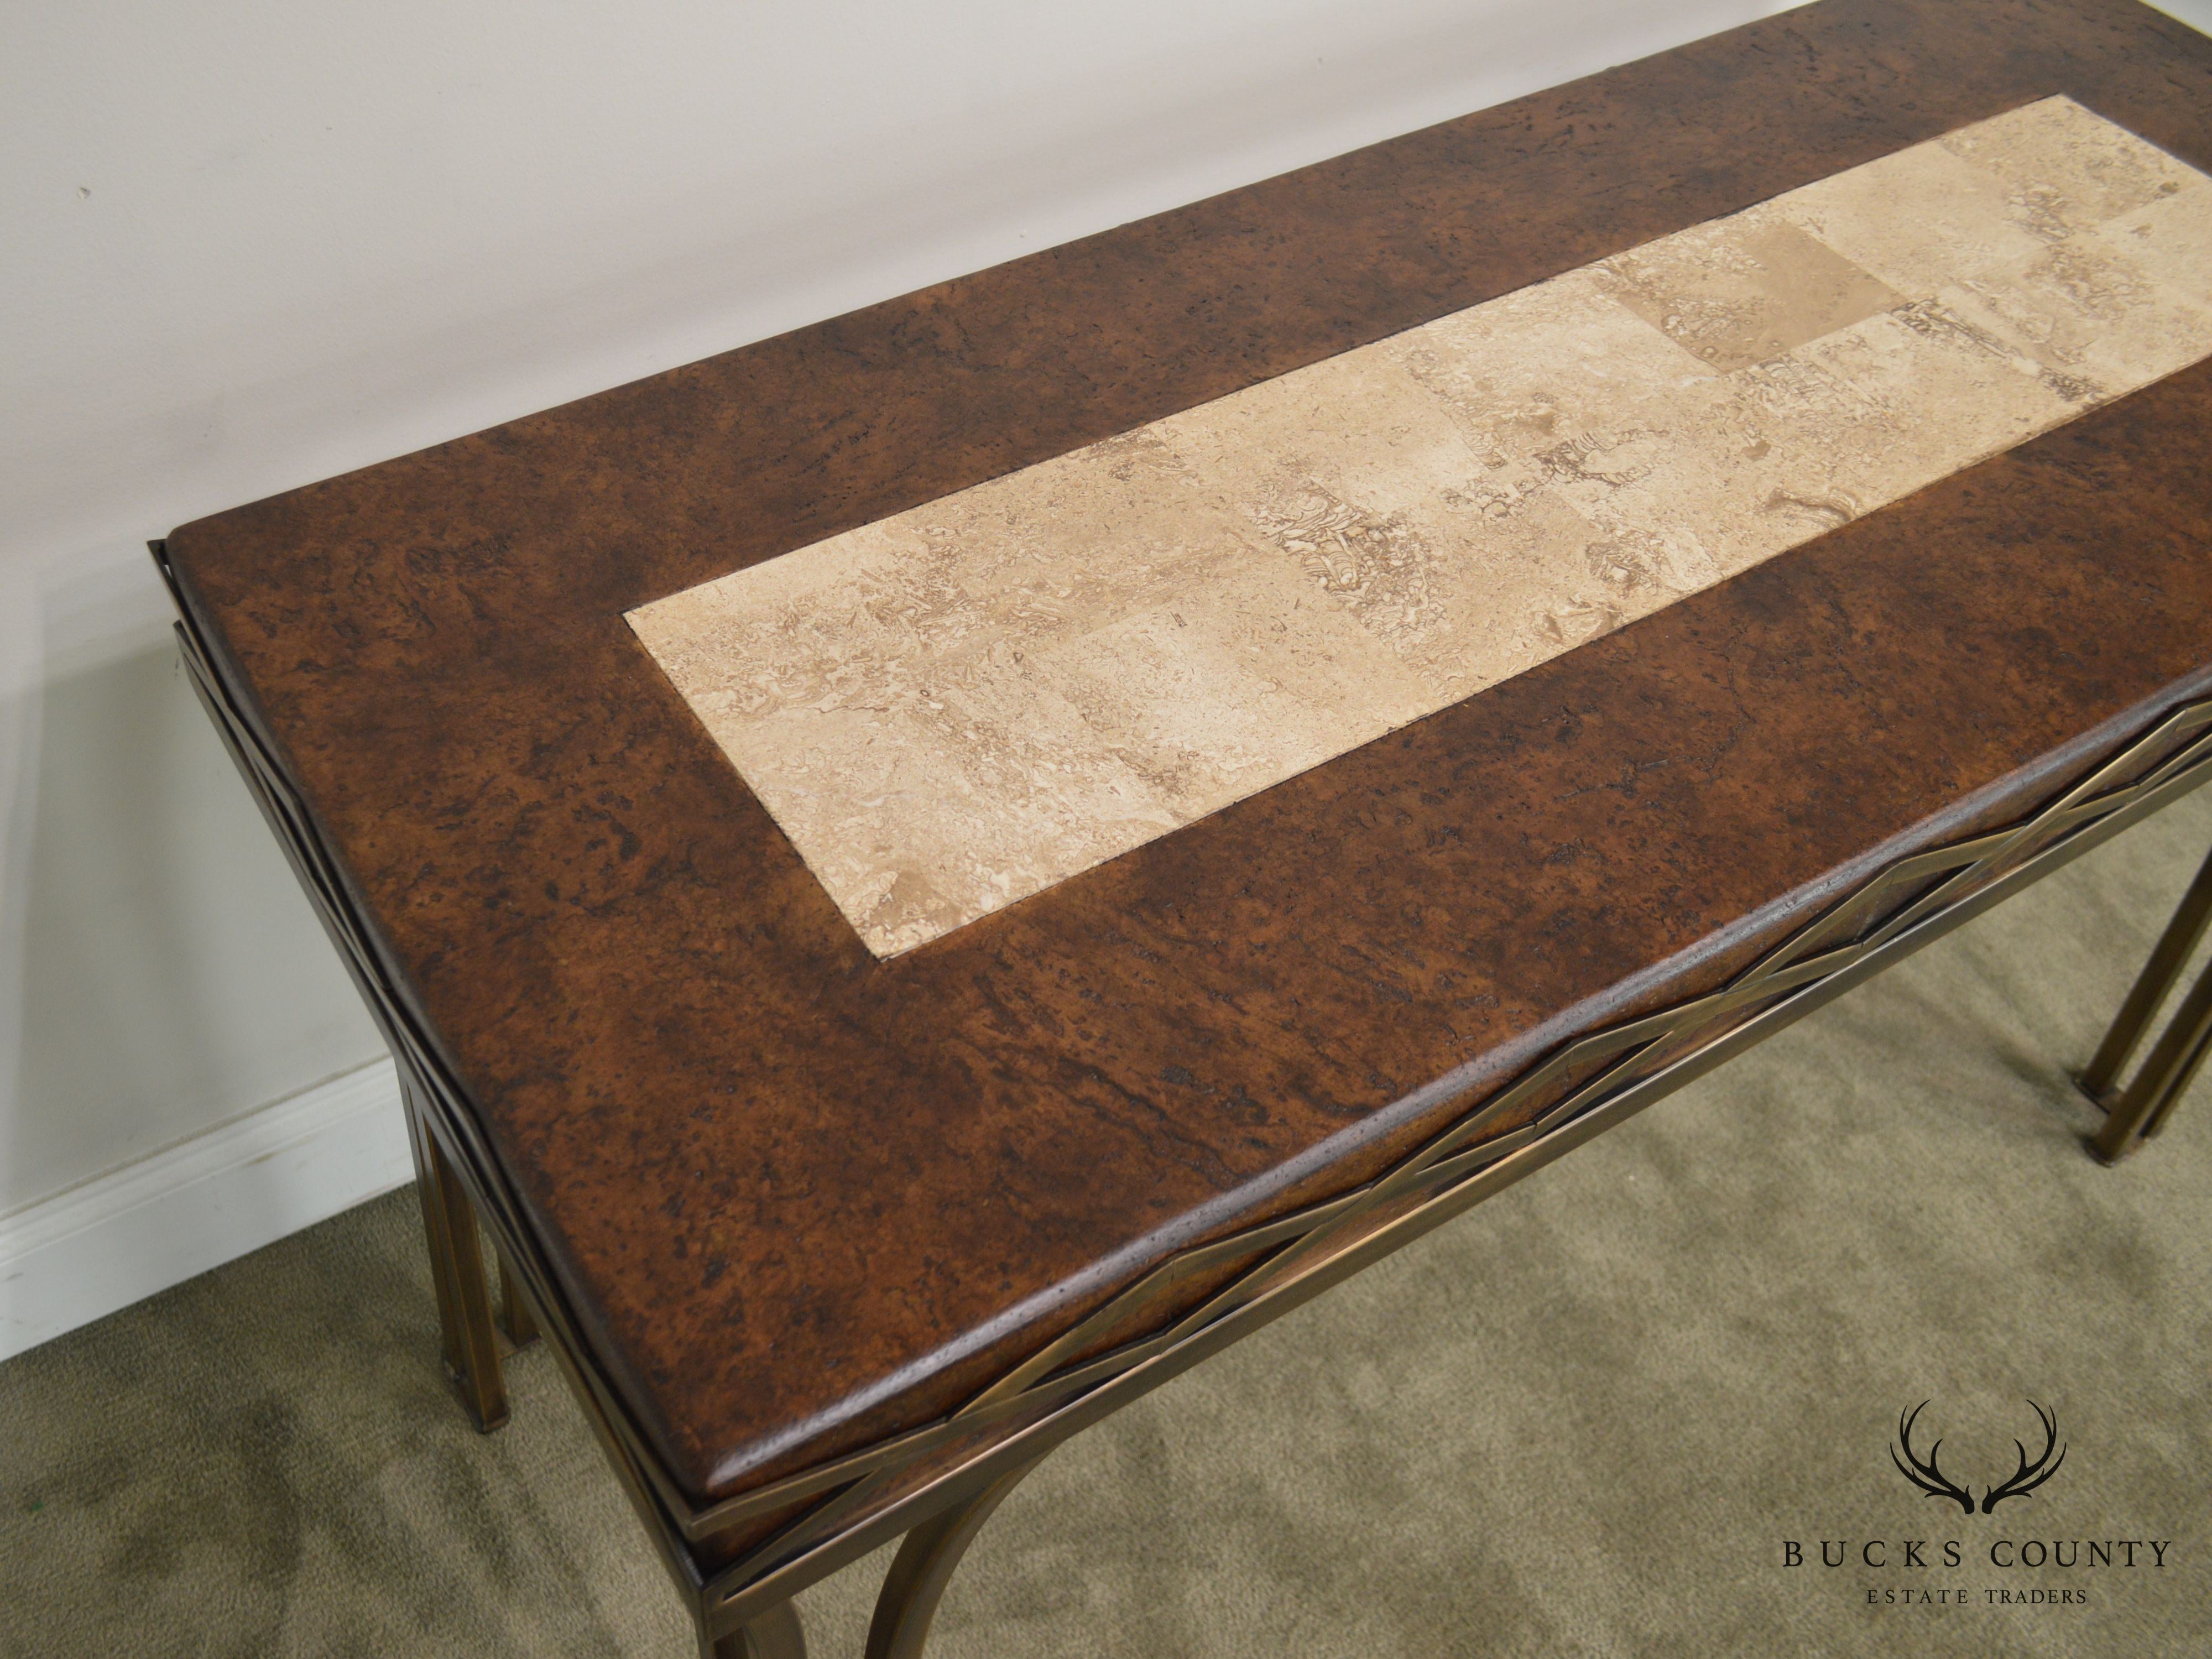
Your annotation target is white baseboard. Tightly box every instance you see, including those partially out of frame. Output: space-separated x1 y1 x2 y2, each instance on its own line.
0 1058 414 1363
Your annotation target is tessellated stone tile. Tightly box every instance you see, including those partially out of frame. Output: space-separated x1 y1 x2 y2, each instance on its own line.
1600 218 1907 373
630 96 2212 957
1150 349 1509 700
1943 93 2200 226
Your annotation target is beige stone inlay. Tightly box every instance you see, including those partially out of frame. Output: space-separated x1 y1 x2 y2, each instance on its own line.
630 98 2212 957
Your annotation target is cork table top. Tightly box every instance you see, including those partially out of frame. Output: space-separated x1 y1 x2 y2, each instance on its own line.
632 97 2212 957
164 0 2212 1516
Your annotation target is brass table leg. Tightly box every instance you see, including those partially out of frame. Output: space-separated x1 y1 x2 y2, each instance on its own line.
2082 843 2212 1164
497 1249 540 1348
865 1453 1050 1659
708 1600 806 1659
401 1074 512 1431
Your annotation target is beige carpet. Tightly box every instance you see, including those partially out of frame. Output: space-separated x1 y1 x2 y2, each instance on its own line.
4 787 2210 1658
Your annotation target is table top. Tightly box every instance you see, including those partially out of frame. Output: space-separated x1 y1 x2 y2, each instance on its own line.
166 0 2212 1514
629 94 2210 960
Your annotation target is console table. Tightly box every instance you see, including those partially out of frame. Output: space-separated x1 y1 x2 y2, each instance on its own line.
155 1 2212 1653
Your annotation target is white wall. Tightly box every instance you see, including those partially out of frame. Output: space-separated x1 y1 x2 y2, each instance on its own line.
6 0 2209 1349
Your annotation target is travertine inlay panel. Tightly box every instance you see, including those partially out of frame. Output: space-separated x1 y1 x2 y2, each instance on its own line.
630 98 2212 957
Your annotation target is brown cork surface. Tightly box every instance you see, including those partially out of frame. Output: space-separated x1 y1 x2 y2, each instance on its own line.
629 97 2212 958
164 0 2212 1505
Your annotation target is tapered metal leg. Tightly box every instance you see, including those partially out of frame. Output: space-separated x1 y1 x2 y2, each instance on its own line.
402 1078 511 1431
498 1249 540 1348
708 1600 806 1659
2081 842 2212 1163
865 1453 1048 1659
2080 843 2212 1100
2089 957 2212 1163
